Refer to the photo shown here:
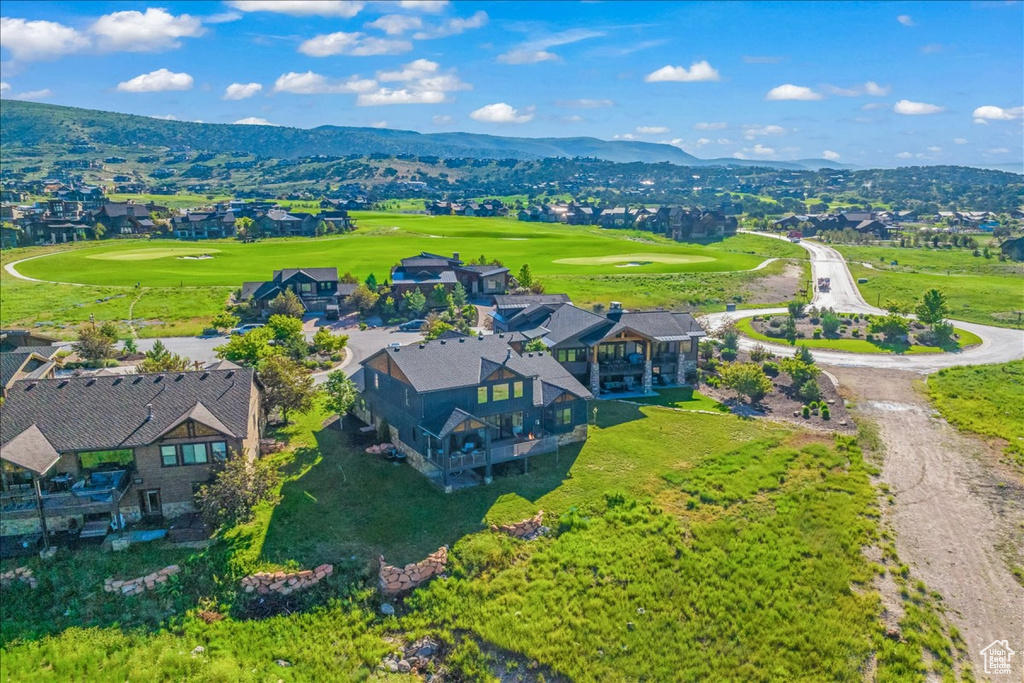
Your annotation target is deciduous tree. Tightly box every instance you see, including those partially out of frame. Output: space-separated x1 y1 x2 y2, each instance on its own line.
137 340 191 373
258 355 318 423
718 362 773 404
268 289 304 318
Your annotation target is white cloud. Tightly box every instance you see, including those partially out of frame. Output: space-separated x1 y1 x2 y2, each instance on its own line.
987 148 1010 154
497 28 603 64
497 49 559 64
645 61 720 83
563 115 583 123
365 14 422 35
228 1 365 18
971 105 1023 123
205 11 243 24
150 114 178 120
377 58 441 81
636 126 669 134
117 68 194 92
953 137 968 145
398 0 449 11
470 102 534 123
694 121 727 130
864 81 890 96
0 18 90 61
894 99 944 115
765 84 822 101
233 117 279 126
432 114 453 124
897 14 914 27
828 81 891 97
742 124 787 139
822 150 840 160
299 32 411 57
895 151 913 159
557 98 614 108
861 102 887 111
223 82 262 100
927 146 942 153
10 88 52 100
613 133 639 141
357 88 447 105
273 71 376 94
91 8 204 52
414 10 488 39
695 138 711 146
750 144 775 156
0 82 9 94
368 120 389 128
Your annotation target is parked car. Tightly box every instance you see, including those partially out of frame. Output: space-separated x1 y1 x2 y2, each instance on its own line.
398 319 427 332
230 323 265 336
325 305 341 321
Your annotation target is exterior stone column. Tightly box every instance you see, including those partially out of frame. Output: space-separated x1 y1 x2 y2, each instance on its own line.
642 360 653 394
675 356 687 385
590 361 601 396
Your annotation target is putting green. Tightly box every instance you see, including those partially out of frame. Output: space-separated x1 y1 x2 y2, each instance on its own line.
553 253 717 266
87 247 222 261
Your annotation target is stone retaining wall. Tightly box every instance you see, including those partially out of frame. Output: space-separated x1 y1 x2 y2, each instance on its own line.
0 566 38 589
241 564 333 595
491 511 545 539
104 564 180 596
379 546 448 595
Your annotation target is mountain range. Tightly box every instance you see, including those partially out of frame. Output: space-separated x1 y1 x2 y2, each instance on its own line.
0 101 855 171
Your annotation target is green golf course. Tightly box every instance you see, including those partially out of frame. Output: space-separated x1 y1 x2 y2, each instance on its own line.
12 214 783 287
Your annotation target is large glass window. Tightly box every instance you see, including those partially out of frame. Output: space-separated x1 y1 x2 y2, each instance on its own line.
556 407 573 426
79 449 134 470
477 386 488 404
210 442 228 462
513 381 524 398
300 283 312 293
557 348 584 363
161 445 177 467
492 383 510 401
181 444 209 465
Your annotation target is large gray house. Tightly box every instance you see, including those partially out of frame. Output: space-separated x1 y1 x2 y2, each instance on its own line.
494 299 704 395
353 334 592 491
241 267 355 315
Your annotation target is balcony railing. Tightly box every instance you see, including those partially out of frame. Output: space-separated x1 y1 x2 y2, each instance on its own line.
490 436 558 464
0 469 130 516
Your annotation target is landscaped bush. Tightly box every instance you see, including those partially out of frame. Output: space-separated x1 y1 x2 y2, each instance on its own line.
852 329 861 338
821 407 831 420
762 361 779 377
768 318 782 329
813 329 822 339
749 343 770 362
866 333 875 342
801 405 811 418
821 312 841 336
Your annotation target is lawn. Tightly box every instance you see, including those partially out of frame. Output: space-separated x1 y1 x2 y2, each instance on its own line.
107 193 235 210
927 360 1024 467
835 244 1022 278
13 216 779 288
626 387 729 412
846 263 1023 330
2 400 967 680
737 316 983 354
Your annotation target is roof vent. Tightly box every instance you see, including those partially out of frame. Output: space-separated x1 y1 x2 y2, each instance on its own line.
58 379 69 388
145 403 154 421
175 373 185 381
86 378 96 386
499 333 505 338
226 370 235 379
113 377 122 385
200 372 209 380
419 343 425 349
440 339 446 344
132 376 142 384
154 374 164 383
459 337 465 343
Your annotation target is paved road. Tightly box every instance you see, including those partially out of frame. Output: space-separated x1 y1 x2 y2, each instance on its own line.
706 232 1024 372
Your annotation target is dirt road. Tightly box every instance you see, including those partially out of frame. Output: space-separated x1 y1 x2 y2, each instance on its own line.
837 367 1024 679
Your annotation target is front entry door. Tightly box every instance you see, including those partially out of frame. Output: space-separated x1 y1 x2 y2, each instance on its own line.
139 489 162 518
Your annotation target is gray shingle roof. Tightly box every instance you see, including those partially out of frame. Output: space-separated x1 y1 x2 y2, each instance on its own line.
504 302 705 346
0 368 259 453
274 268 339 283
0 424 60 476
493 294 571 312
363 334 592 399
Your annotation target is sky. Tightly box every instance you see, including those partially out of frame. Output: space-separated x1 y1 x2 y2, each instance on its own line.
1 1 1022 169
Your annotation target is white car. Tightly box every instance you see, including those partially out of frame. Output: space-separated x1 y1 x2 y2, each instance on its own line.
230 323 265 336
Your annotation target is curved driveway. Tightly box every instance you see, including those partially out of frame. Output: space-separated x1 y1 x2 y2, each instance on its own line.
706 233 1024 372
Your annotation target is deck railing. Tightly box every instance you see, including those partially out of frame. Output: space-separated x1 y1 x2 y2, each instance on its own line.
489 436 558 464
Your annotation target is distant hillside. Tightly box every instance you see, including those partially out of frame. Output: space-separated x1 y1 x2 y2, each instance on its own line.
0 100 850 170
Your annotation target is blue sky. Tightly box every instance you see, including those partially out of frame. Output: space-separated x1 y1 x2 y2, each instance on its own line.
1 1 1021 168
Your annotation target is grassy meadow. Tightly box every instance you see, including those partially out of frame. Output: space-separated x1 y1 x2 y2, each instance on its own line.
736 317 983 355
1 399 966 680
927 360 1024 467
3 219 808 335
833 244 1023 329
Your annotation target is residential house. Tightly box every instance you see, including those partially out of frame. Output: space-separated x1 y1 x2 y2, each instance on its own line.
0 329 59 353
390 252 510 300
1 346 59 398
499 300 705 395
21 218 94 244
0 365 263 545
1001 236 1024 262
171 210 237 240
352 334 592 491
598 207 635 229
320 197 370 212
241 267 353 314
90 201 155 235
491 294 573 331
318 209 356 232
253 209 318 238
852 219 892 240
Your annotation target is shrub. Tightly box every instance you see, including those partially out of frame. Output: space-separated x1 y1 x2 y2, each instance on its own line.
762 361 779 377
821 407 831 420
558 506 590 533
801 405 811 418
359 322 368 331
720 349 737 361
718 362 773 404
866 333 875 342
194 457 281 528
768 318 782 329
452 533 515 577
749 343 770 363
813 329 822 339
799 379 822 404
852 329 861 338
821 312 841 336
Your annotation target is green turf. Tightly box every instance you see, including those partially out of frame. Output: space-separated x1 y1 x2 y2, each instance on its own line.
736 316 982 354
12 215 774 288
835 243 1022 278
625 387 730 412
927 360 1024 467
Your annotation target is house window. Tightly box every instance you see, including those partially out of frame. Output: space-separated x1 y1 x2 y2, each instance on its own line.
300 283 312 293
513 381 524 398
79 449 134 470
556 407 573 426
210 442 228 462
477 386 488 404
319 281 332 291
680 340 692 353
374 372 380 389
404 388 411 407
181 443 209 465
492 383 510 401
161 445 178 467
557 348 583 363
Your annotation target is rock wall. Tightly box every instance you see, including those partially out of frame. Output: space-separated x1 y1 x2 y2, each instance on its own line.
379 546 448 595
491 511 545 539
0 566 38 589
104 564 180 596
241 564 333 595
556 424 588 446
